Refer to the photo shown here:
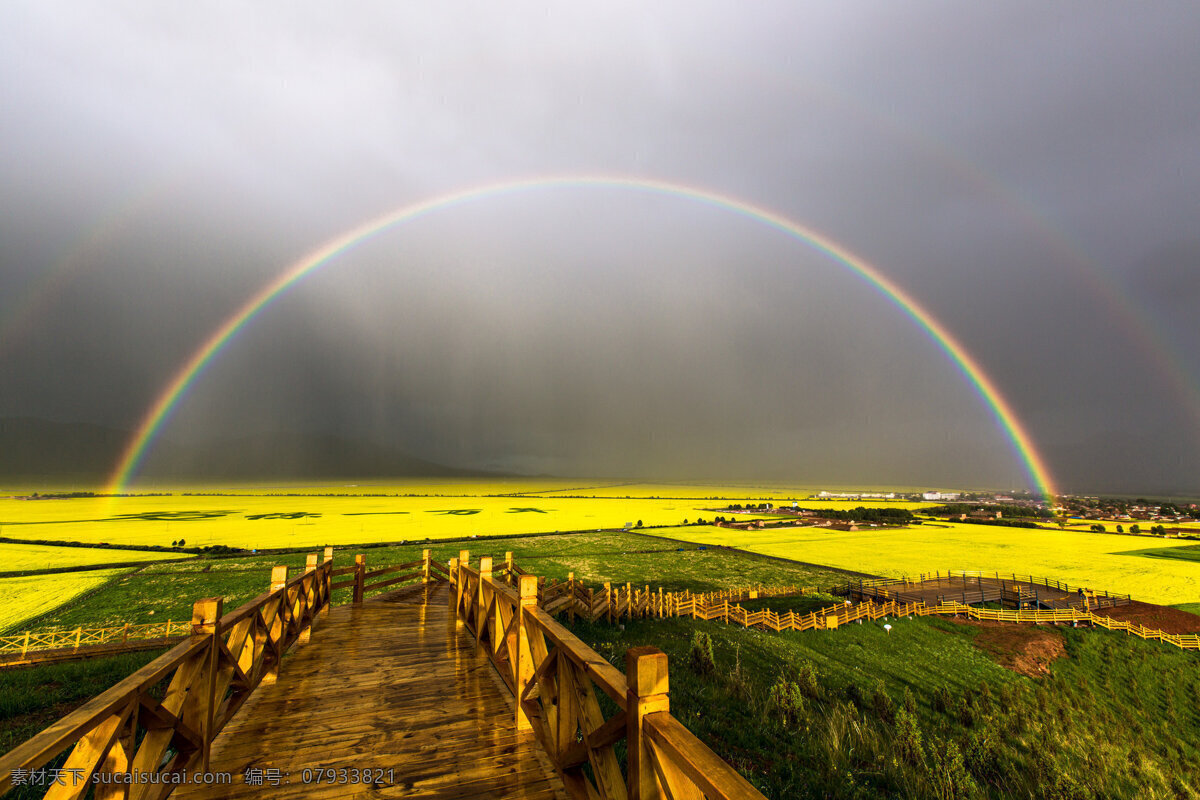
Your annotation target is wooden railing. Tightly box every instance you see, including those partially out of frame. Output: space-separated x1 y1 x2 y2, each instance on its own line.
449 549 767 800
2 550 450 666
677 594 1200 651
834 570 1132 609
480 550 805 624
0 620 192 660
0 551 335 796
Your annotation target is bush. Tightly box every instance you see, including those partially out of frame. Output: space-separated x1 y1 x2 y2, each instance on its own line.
926 736 978 800
893 706 923 766
767 674 806 726
963 729 1001 783
796 661 821 699
688 631 715 676
902 686 918 715
845 682 868 710
870 680 896 724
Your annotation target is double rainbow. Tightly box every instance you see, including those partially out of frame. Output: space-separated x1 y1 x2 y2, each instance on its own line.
106 175 1057 499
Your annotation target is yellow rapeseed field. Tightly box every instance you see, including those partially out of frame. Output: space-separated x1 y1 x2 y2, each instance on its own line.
0 481 931 549
644 521 1200 606
0 569 127 631
0 491 728 548
0 542 185 572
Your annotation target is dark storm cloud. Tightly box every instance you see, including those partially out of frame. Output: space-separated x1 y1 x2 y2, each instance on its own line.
2 1 1199 494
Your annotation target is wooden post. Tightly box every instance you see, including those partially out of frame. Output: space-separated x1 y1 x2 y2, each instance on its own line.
305 553 319 624
422 549 432 585
457 550 470 618
568 572 576 622
604 582 612 623
353 555 366 605
514 575 538 731
626 582 632 620
300 554 319 645
192 597 223 772
505 551 514 582
320 548 333 617
626 646 669 800
477 556 493 645
448 557 460 612
264 567 288 684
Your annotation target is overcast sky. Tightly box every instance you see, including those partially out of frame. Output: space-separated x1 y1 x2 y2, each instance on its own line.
2 2 1198 494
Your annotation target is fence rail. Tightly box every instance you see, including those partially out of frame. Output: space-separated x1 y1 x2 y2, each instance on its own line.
833 569 1132 610
663 594 1200 651
0 551 337 796
1 549 448 666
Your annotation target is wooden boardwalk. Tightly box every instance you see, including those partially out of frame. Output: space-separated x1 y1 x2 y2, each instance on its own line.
175 584 568 800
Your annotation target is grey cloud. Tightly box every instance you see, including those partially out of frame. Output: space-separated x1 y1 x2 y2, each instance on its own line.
2 1 1199 494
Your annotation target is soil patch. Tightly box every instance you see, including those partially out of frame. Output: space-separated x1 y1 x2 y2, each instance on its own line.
947 617 1067 678
1095 600 1200 634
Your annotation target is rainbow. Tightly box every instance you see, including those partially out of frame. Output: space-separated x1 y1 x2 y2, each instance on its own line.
106 175 1058 498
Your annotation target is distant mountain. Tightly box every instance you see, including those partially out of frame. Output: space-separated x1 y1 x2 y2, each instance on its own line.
0 417 152 481
0 417 500 483
146 431 495 480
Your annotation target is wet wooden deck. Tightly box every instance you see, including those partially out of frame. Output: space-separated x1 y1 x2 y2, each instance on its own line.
175 584 568 799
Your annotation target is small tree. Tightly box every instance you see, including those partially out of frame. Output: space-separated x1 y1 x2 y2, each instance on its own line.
688 631 715 676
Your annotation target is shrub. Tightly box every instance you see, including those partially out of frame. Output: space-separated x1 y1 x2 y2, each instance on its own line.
796 661 821 699
688 630 715 676
893 706 923 766
932 686 953 715
963 728 1001 783
902 686 918 715
767 674 805 726
727 645 751 702
845 682 868 710
926 736 978 800
871 680 896 724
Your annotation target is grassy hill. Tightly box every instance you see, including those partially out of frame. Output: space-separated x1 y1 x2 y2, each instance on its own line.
2 529 1199 799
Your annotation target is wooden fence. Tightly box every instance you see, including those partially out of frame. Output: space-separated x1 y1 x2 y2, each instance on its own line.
0 549 450 667
663 594 1200 651
834 570 1132 610
0 550 340 796
451 550 766 800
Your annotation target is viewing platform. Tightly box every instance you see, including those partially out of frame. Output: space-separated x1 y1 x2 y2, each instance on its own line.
0 551 765 800
174 583 567 799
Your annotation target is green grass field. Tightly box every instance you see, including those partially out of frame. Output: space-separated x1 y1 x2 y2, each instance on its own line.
16 531 840 631
3 512 1200 800
643 522 1200 606
571 606 1200 798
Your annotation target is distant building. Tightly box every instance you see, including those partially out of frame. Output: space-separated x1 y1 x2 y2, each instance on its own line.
922 491 961 501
